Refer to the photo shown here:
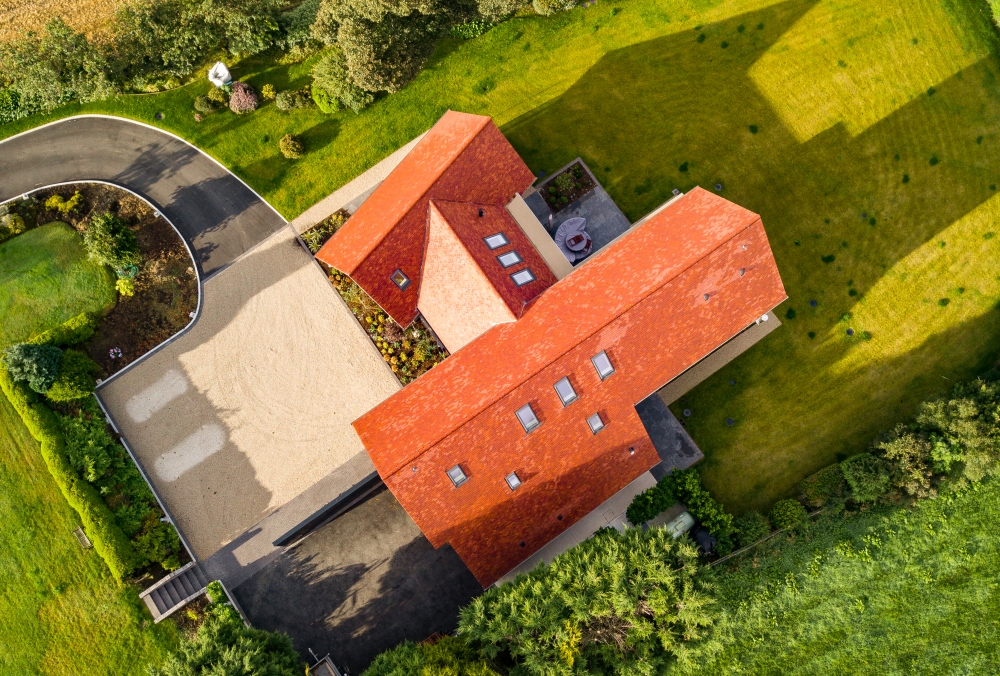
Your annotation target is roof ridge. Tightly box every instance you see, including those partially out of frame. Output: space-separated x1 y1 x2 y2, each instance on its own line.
378 198 763 478
356 114 491 267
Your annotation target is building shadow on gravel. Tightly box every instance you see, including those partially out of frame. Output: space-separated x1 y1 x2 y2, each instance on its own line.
232 489 482 673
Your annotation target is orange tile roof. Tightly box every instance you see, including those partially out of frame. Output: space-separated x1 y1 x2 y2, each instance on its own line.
354 187 788 586
315 111 535 326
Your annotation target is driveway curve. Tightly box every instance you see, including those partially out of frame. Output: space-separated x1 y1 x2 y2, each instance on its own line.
0 115 286 276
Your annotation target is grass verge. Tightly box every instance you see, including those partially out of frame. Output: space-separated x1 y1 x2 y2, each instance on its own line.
0 389 176 675
704 481 1000 672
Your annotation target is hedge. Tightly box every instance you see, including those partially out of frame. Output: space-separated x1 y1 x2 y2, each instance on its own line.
0 367 139 581
27 311 99 347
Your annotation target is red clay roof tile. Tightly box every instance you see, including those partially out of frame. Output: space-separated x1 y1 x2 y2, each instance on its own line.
355 187 787 586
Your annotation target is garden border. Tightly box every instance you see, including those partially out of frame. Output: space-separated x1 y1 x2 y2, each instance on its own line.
2 180 204 388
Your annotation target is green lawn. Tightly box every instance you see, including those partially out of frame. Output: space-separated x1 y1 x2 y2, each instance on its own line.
0 223 175 674
0 222 115 349
0 394 178 675
2 0 999 516
702 481 1000 673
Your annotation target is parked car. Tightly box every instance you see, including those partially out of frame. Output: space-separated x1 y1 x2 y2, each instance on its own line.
664 510 696 538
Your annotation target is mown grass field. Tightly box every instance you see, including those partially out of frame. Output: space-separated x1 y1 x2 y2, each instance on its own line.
703 481 1000 673
2 0 999 516
0 222 115 348
0 222 175 674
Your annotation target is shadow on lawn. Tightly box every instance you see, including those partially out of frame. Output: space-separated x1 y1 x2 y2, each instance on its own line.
503 0 1000 510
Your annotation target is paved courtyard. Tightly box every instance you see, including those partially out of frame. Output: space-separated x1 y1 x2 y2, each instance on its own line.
98 226 400 562
233 489 482 672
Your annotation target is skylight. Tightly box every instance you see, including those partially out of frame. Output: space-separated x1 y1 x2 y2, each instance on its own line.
505 472 522 490
515 404 540 433
587 413 605 434
446 465 468 487
511 269 535 286
553 377 577 406
497 251 522 268
390 268 410 290
591 351 615 380
484 233 509 250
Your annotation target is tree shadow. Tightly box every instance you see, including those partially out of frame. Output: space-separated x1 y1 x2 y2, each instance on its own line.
232 490 481 672
501 0 1000 509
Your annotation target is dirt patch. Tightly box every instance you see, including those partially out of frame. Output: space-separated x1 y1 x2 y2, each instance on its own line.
540 161 596 214
28 183 198 376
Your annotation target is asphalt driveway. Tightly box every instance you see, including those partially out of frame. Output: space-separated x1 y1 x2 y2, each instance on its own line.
232 489 482 672
0 116 285 275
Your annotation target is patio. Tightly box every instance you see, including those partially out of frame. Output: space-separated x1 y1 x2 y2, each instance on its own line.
524 158 632 265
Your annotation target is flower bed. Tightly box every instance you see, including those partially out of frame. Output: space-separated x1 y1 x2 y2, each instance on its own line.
21 183 198 376
302 215 449 384
540 160 596 213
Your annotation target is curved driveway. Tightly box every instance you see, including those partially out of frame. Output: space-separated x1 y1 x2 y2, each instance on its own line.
0 116 286 275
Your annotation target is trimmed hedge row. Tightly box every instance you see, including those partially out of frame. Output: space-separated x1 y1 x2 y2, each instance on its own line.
27 311 99 348
0 367 139 581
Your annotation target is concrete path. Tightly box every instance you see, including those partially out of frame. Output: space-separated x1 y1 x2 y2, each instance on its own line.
0 116 286 276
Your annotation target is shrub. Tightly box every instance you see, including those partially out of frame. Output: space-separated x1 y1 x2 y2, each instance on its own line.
276 0 322 52
260 83 276 100
872 424 934 498
0 212 27 242
193 95 216 113
840 452 892 502
460 527 718 674
311 46 374 112
799 464 846 508
627 467 734 545
274 88 312 110
153 586 302 676
2 343 63 392
28 312 99 347
300 211 346 252
0 18 116 112
626 475 676 525
84 212 141 270
475 0 525 20
279 133 305 158
0 368 139 580
363 636 500 676
44 191 83 215
337 13 440 93
116 277 135 297
532 0 577 16
46 350 99 402
734 510 771 548
206 86 228 105
228 81 259 114
0 88 26 124
135 520 182 570
450 20 496 39
770 499 807 529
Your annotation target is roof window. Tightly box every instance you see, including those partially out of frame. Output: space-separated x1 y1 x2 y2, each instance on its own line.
553 377 577 406
505 472 522 490
591 351 615 380
511 269 536 286
390 268 410 290
497 250 522 268
587 413 605 434
515 403 540 433
446 464 468 487
484 232 509 250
